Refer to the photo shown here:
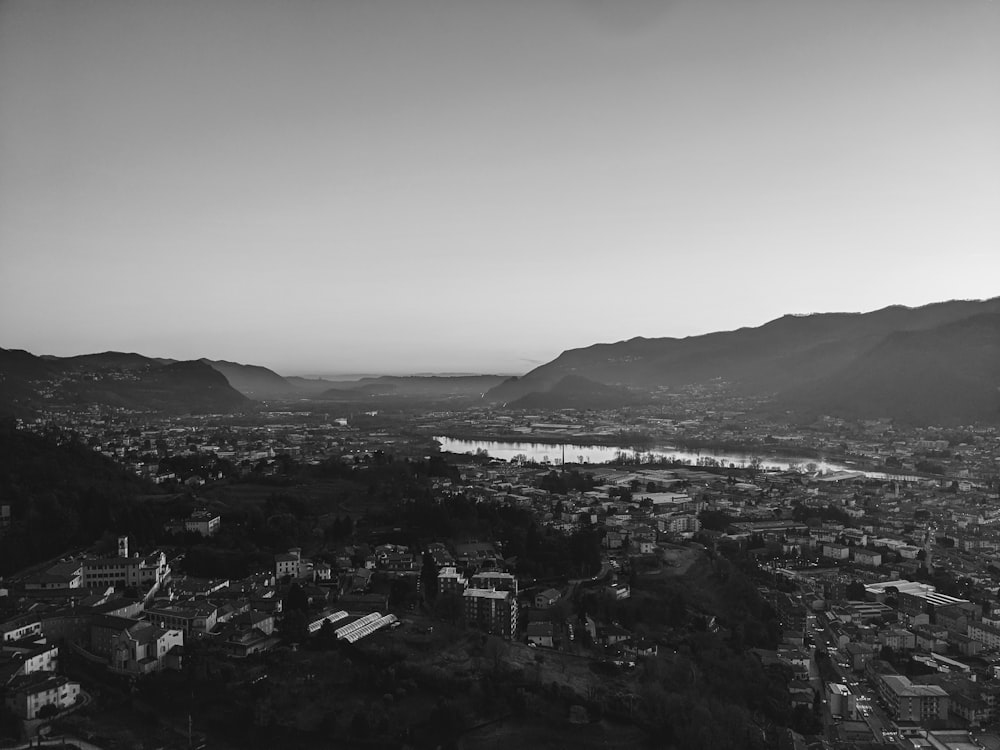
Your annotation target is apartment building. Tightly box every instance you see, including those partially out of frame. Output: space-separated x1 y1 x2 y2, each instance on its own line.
878 675 949 724
437 567 467 598
463 588 518 640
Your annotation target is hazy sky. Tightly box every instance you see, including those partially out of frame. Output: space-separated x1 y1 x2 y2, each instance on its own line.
2 0 998 375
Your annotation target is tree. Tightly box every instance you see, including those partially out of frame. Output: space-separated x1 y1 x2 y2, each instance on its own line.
283 582 308 613
37 704 59 720
483 636 507 672
420 552 439 603
281 610 309 644
845 581 867 601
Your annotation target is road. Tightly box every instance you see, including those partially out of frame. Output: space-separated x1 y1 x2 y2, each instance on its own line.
826 641 895 743
813 624 897 744
4 735 106 750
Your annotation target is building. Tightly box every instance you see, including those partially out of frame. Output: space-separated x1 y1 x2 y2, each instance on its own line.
967 621 1000 650
81 550 170 591
4 673 80 720
535 588 562 609
469 571 518 595
22 561 83 591
185 510 221 537
1 616 43 643
822 544 850 561
878 675 949 724
605 583 631 600
464 588 518 640
275 548 303 579
0 640 59 679
145 603 218 635
852 548 883 567
437 567 467 598
110 621 184 676
827 683 857 719
526 621 554 648
880 629 916 652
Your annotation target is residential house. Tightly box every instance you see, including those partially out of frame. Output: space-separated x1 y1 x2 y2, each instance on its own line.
0 616 43 643
534 588 562 609
184 510 221 537
526 621 554 648
4 673 80 720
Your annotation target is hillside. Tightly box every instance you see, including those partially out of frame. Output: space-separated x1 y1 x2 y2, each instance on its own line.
0 421 158 574
485 297 1000 424
775 313 1000 426
202 359 298 399
508 375 643 410
0 349 249 415
317 374 507 400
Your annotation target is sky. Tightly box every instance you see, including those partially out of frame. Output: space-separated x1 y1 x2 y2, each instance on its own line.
1 0 998 376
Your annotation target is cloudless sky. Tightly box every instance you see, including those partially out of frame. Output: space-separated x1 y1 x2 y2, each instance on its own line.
1 0 998 375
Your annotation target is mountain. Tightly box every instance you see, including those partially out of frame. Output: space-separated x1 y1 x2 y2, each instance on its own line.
44 351 172 369
0 349 248 415
317 375 508 401
486 297 1000 425
507 375 643 410
775 313 1000 426
202 359 298 399
285 376 344 396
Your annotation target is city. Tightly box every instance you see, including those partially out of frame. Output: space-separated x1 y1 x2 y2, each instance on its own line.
2 0 997 747
1 382 999 748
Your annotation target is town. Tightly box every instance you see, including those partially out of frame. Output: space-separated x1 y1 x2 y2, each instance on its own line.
1 400 999 749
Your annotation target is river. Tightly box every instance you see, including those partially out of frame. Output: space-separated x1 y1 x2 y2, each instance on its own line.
434 436 864 474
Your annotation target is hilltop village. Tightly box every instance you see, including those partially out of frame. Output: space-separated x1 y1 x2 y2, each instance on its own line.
1 405 1000 749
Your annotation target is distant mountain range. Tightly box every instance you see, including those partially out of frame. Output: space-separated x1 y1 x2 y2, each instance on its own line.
486 298 1000 426
0 350 247 415
0 349 508 415
5 297 998 423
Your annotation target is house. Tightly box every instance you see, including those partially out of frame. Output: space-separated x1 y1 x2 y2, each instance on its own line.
603 623 630 646
184 510 221 537
110 621 184 675
4 673 80 720
314 563 333 582
605 583 631 600
0 640 59 680
22 561 83 591
0 616 43 643
623 638 658 659
275 548 302 579
219 612 279 657
534 588 562 609
526 621 554 648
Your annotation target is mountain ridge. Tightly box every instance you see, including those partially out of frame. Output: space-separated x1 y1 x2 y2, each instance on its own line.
485 297 1000 425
